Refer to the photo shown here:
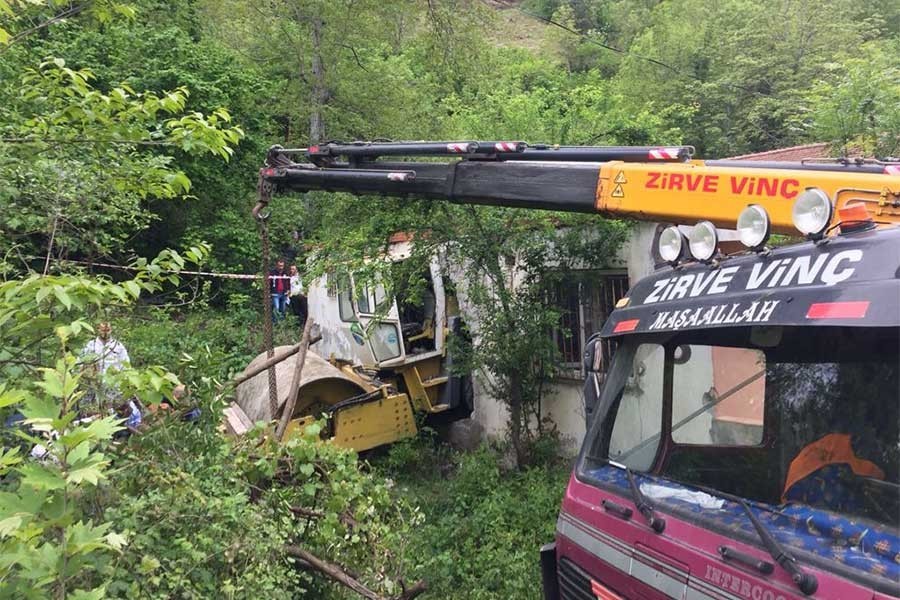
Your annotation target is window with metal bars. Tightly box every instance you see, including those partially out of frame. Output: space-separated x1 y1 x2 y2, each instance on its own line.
549 271 629 379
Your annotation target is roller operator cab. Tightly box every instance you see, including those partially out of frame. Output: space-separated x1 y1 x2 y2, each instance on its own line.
543 224 900 599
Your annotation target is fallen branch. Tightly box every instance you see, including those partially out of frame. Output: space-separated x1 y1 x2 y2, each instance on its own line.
226 330 321 388
289 505 325 519
283 545 427 600
397 581 428 600
275 317 315 441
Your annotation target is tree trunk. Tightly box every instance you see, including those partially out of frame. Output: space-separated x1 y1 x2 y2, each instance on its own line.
275 317 315 441
309 15 326 144
509 370 526 469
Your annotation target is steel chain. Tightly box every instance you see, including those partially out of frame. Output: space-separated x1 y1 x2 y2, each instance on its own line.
255 177 279 420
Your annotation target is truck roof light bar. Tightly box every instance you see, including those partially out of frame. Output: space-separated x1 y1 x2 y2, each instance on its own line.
658 225 687 264
737 205 771 250
688 221 719 261
792 188 833 239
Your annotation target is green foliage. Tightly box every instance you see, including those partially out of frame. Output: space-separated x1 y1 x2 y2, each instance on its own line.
0 1 136 47
0 29 244 261
1 1 898 597
612 0 899 156
805 38 900 157
0 247 206 599
100 419 420 598
120 308 258 389
377 441 569 599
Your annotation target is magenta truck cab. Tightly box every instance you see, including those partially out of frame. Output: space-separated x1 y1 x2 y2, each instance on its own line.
542 223 900 599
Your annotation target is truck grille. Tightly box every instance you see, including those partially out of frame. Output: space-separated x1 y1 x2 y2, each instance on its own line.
559 558 625 600
559 558 596 600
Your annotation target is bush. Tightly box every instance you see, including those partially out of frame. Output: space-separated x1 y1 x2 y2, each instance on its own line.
100 423 304 599
98 418 422 599
377 441 569 600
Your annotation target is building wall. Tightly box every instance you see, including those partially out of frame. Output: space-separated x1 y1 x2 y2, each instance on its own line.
459 222 661 455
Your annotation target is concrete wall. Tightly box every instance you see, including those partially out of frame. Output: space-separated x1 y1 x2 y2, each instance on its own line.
459 223 662 455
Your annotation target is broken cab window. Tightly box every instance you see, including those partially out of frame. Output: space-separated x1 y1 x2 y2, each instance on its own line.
337 276 357 322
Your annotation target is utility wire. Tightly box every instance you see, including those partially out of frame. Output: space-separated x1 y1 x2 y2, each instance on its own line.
515 6 766 97
26 255 268 280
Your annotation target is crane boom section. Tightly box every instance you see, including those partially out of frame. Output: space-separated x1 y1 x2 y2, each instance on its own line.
261 144 900 235
597 161 900 233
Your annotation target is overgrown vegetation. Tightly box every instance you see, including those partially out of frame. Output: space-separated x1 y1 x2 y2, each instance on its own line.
376 435 570 599
1 0 898 597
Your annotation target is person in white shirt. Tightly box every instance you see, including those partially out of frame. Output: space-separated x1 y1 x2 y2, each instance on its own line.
81 322 130 374
288 264 307 322
80 322 130 413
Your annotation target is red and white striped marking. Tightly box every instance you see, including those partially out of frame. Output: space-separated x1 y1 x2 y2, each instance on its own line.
884 165 900 175
387 172 412 182
446 142 471 153
494 141 521 152
648 147 682 160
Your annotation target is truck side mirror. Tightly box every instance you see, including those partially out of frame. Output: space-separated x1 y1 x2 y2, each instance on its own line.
583 334 605 424
584 333 604 374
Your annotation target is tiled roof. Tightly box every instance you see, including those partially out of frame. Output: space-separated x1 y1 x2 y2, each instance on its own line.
727 143 830 161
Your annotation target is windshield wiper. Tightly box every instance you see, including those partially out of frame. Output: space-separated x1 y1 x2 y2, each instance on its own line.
595 469 815 593
611 461 666 533
739 500 818 596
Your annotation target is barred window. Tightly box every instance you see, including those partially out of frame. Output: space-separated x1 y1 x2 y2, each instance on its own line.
549 271 629 379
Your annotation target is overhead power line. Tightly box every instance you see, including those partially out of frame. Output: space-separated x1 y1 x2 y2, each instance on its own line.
514 6 766 97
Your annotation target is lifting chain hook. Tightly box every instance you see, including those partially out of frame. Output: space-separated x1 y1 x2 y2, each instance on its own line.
255 175 279 419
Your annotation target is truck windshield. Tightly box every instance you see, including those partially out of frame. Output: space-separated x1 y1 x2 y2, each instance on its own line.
580 326 899 530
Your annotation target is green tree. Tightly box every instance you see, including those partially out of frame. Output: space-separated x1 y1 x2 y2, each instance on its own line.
0 58 243 266
805 39 900 157
613 0 898 156
0 248 205 599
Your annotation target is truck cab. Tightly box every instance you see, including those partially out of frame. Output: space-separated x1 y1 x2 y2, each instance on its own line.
544 221 899 599
309 241 451 370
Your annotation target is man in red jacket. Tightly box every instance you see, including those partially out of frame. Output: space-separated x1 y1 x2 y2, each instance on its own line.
269 259 289 321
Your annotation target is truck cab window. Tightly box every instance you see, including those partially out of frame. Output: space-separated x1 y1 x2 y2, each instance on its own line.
396 270 437 354
607 344 664 471
356 283 371 314
582 328 899 526
671 345 765 446
337 278 357 322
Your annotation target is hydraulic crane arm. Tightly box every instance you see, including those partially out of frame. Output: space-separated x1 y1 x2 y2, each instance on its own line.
259 142 900 235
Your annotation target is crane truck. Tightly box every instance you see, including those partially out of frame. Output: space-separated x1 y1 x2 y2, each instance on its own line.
243 140 899 599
